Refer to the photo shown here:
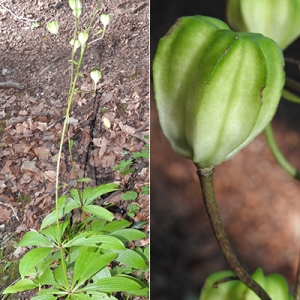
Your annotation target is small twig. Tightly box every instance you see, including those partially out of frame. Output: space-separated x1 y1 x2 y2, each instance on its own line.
213 276 239 288
46 117 65 130
285 77 300 94
118 121 149 143
88 36 104 45
131 2 147 13
0 201 19 221
285 57 300 67
38 65 51 76
264 122 300 180
0 2 40 23
135 121 149 133
0 80 25 89
197 167 271 300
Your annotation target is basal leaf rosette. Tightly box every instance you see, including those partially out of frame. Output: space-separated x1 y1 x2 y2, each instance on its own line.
227 0 300 50
153 16 285 168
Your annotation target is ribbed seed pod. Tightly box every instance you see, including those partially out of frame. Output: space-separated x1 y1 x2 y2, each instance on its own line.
153 16 285 168
227 0 300 49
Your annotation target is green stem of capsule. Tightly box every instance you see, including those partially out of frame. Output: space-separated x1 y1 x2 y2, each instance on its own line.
197 166 272 300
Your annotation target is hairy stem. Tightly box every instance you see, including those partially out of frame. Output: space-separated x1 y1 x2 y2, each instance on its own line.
264 122 300 180
197 166 271 300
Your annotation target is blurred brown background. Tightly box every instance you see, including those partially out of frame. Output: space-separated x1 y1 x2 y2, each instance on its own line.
150 1 300 299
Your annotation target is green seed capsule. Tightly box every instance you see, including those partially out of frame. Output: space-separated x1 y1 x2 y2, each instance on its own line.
227 0 300 49
153 16 285 168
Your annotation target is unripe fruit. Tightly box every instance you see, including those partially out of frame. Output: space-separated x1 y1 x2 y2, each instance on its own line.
153 16 285 168
227 0 300 49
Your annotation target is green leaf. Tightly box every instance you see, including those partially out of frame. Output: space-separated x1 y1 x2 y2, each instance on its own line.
76 177 91 182
82 205 114 221
31 295 57 300
63 232 125 250
131 220 148 229
69 139 74 149
115 249 147 269
132 149 149 159
92 266 111 281
72 247 117 289
31 22 40 29
120 168 135 176
144 245 149 261
134 245 149 263
111 266 133 275
141 185 149 194
19 248 53 278
41 198 79 229
68 292 117 300
18 231 53 247
35 267 60 287
122 191 138 201
70 188 81 205
282 88 300 103
127 212 135 218
3 278 37 294
34 289 68 299
113 159 133 171
90 219 107 231
41 220 70 244
110 229 147 243
81 276 144 293
53 259 68 288
82 183 119 205
102 220 131 232
127 204 140 212
57 194 67 206
69 294 94 300
65 246 81 266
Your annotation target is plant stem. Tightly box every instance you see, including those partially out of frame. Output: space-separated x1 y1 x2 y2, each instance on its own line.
285 77 300 94
294 250 300 300
197 166 271 300
282 89 300 104
264 122 300 180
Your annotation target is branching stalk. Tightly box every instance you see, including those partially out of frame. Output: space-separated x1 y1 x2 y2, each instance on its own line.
53 3 107 288
264 122 300 180
197 166 271 300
